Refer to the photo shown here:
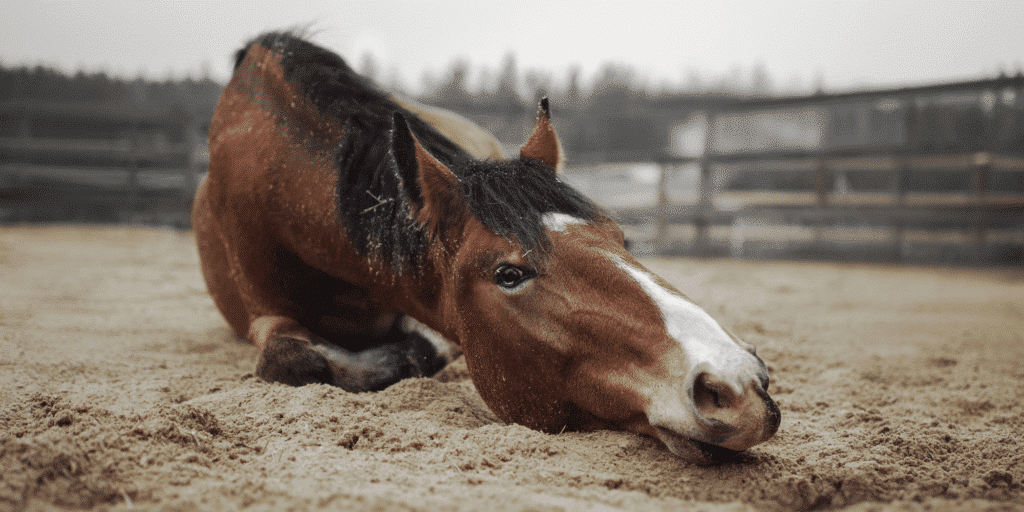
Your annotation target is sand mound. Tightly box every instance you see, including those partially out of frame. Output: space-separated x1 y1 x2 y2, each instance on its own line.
1 226 1021 511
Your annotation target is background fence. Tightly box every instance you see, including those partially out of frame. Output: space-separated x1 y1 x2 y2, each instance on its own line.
2 73 1022 264
0 102 208 227
562 76 1024 265
0 69 218 227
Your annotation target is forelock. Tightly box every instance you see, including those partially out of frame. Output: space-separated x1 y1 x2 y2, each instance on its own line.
454 158 602 263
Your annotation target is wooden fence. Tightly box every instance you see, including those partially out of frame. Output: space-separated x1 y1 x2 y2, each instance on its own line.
626 151 1024 264
566 76 1024 265
0 102 207 227
3 77 1023 264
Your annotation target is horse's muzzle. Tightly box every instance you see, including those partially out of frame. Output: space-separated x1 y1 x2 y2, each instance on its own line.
689 370 781 452
647 366 780 463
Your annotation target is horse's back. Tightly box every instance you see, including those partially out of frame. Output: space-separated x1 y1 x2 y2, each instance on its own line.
198 36 366 337
391 95 506 160
197 31 494 340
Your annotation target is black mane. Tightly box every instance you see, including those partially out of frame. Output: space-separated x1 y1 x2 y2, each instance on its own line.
456 158 600 260
238 31 601 271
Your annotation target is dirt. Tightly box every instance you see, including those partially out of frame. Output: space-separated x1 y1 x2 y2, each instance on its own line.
1 225 1022 512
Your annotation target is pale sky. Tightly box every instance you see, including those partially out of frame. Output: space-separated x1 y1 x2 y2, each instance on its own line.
2 0 1022 94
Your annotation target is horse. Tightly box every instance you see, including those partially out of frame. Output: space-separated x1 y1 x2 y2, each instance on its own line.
193 31 780 463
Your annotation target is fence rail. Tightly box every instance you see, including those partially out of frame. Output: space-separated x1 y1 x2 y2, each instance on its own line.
572 149 1024 264
560 76 1024 264
3 76 1024 264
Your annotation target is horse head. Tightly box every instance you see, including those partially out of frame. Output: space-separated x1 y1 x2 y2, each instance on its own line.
388 101 779 464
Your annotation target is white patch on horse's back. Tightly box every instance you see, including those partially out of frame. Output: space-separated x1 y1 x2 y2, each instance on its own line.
400 316 461 363
542 212 587 232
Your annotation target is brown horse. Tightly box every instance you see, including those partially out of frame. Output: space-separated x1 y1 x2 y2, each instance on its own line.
194 31 779 463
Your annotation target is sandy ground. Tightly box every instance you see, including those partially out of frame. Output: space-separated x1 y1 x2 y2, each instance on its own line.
1 226 1022 512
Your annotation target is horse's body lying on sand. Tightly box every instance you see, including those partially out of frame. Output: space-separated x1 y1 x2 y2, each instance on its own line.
194 31 779 463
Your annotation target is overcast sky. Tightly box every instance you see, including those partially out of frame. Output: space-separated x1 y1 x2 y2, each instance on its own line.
2 1 1022 94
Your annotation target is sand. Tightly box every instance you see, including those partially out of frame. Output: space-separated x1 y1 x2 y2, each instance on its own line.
1 226 1022 512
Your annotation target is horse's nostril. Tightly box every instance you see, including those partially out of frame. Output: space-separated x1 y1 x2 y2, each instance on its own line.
692 373 729 411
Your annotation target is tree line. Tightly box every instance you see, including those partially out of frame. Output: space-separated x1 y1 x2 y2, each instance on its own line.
0 59 762 155
0 64 221 114
365 53 782 113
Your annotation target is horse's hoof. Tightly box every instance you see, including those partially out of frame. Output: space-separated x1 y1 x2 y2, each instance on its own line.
345 333 446 391
401 329 450 378
255 336 334 386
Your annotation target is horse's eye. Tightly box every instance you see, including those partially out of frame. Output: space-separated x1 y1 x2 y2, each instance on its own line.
494 265 533 290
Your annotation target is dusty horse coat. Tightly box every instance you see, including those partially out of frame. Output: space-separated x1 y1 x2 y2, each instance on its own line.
195 31 779 463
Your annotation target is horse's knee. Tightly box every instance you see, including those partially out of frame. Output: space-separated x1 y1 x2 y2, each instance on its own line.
313 336 440 392
255 335 333 386
250 315 456 392
399 316 461 365
378 332 447 382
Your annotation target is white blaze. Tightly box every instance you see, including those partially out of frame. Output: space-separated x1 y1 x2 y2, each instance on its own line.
609 254 762 437
542 212 587 232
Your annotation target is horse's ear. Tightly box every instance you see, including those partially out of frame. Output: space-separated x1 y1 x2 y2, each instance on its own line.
519 97 564 173
390 112 461 233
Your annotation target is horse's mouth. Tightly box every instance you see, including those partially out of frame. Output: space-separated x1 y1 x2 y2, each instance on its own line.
654 427 744 465
690 438 744 463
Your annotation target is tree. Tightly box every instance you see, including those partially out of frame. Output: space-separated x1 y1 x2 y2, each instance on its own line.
589 63 639 116
485 52 523 111
750 62 773 97
562 66 585 111
524 67 553 106
358 52 379 83
430 59 472 106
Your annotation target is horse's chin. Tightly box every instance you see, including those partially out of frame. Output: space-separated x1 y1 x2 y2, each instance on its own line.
654 427 744 465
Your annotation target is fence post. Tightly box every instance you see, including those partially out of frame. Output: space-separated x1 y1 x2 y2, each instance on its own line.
186 113 206 228
813 158 829 246
892 156 908 261
654 158 669 254
14 115 31 221
125 123 140 223
693 110 715 256
972 152 991 260
892 96 918 262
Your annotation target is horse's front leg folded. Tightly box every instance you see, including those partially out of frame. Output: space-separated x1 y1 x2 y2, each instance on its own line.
250 315 455 392
254 325 333 387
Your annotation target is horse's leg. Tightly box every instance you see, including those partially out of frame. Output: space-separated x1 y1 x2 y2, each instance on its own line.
250 316 333 386
193 179 250 337
398 315 461 368
196 180 456 390
251 315 457 391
